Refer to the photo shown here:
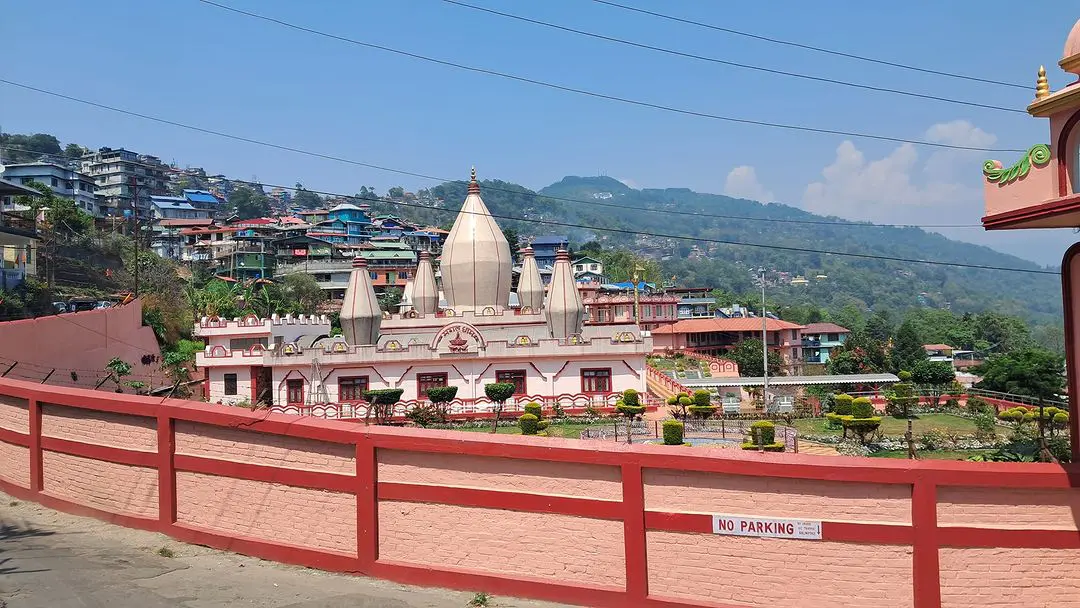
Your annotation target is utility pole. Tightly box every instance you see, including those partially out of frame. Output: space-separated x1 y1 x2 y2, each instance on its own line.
632 264 644 329
760 268 769 411
130 176 139 298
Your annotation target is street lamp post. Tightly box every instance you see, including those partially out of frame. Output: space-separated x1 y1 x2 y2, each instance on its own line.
760 268 769 411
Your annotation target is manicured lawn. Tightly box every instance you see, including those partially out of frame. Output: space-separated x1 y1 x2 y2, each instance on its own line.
870 449 996 460
793 414 981 437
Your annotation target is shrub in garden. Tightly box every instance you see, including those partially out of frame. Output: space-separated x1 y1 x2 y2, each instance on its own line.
833 394 854 415
741 441 785 452
616 389 647 444
484 382 517 433
362 388 405 424
518 413 539 435
405 404 440 427
425 385 459 422
966 396 994 416
689 390 718 419
662 419 685 445
972 412 998 440
524 401 543 419
825 412 843 429
623 389 640 407
842 416 882 445
851 397 875 418
749 420 775 445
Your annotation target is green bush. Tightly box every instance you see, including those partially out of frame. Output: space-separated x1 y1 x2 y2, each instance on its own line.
688 405 718 420
973 412 997 439
678 396 692 406
852 397 874 418
524 402 543 418
749 420 775 445
897 370 912 382
622 389 640 407
425 386 458 404
944 398 960 410
833 394 854 415
693 390 711 408
518 413 539 435
616 401 646 417
966 396 994 416
537 419 550 431
825 412 843 429
405 404 439 427
662 420 685 445
741 442 785 452
665 395 678 406
1053 412 1069 424
842 416 882 444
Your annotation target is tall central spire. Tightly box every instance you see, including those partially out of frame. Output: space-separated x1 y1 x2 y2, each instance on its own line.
439 168 512 311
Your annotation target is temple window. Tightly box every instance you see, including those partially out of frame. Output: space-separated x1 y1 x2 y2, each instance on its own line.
286 379 305 404
229 337 268 351
495 370 527 395
582 368 612 394
339 376 369 401
418 372 448 395
224 373 237 395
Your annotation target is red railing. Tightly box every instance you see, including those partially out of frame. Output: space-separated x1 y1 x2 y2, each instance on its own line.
0 376 1078 608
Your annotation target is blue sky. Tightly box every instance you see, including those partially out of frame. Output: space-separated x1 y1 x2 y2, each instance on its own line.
1 1 1076 264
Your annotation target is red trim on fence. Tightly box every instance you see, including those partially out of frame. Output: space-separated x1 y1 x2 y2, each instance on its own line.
0 477 157 530
0 425 29 447
158 413 175 524
169 522 359 572
40 436 157 468
622 463 649 602
356 439 378 569
28 397 41 491
643 511 914 545
938 527 1080 549
379 481 622 520
174 454 355 493
912 479 941 608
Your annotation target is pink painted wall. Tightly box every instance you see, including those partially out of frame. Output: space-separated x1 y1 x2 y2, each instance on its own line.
175 421 354 474
643 469 912 524
41 404 157 452
647 532 914 607
0 300 162 389
940 547 1080 608
378 501 626 587
378 450 622 500
0 441 29 486
0 394 28 433
42 451 158 518
175 471 357 555
938 486 1080 530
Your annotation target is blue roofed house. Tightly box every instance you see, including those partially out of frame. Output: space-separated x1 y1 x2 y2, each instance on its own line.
182 189 223 213
531 235 569 268
149 195 212 221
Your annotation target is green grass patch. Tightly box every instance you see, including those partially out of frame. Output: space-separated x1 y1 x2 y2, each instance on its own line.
447 420 622 439
870 449 996 460
793 414 980 437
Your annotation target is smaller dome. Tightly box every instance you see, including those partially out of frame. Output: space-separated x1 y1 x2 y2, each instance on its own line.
1064 19 1080 72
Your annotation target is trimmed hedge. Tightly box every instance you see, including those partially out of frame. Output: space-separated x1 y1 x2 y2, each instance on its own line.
518 413 539 435
749 420 775 445
692 390 711 408
662 420 685 445
688 405 718 419
537 419 550 431
833 394 854 415
852 397 874 419
741 442 785 452
622 389 641 407
524 402 543 418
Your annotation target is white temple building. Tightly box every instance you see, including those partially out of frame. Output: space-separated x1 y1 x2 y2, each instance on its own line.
195 170 651 417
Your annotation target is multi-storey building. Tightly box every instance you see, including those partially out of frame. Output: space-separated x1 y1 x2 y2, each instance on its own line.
0 162 100 216
651 317 805 374
80 148 169 218
800 322 851 364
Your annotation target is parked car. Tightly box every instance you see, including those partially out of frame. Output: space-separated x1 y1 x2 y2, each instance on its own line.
52 301 68 314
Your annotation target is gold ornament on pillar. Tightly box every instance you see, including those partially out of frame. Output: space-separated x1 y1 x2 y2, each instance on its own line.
1035 66 1050 99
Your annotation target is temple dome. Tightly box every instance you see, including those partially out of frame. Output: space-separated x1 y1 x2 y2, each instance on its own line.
1063 19 1080 74
340 256 381 345
439 168 512 310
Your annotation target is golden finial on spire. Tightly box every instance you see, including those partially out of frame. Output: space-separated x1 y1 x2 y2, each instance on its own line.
1036 65 1050 99
468 166 480 194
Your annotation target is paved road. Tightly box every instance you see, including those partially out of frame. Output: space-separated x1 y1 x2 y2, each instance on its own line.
0 491 570 608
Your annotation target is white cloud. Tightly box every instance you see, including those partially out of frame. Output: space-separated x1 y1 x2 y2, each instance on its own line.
724 165 774 203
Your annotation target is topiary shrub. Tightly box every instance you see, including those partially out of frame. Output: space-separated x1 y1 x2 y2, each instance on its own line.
662 420 685 445
425 385 459 422
741 442 785 452
825 412 843 429
851 397 874 419
897 370 912 382
537 419 550 431
622 389 640 407
842 416 882 445
518 413 539 435
833 394 854 415
693 390 710 407
405 404 439 427
749 420 775 445
966 396 994 416
484 382 517 433
362 388 405 424
524 401 542 419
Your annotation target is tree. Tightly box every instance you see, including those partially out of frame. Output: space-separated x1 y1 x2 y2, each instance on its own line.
865 310 895 343
387 186 405 200
503 228 520 257
105 357 133 393
425 385 459 422
362 388 404 424
615 389 646 444
886 371 920 459
377 287 403 313
891 320 926 373
64 143 86 159
484 382 517 433
228 186 271 219
975 348 1066 462
911 360 955 405
279 273 326 313
293 183 323 209
727 339 782 378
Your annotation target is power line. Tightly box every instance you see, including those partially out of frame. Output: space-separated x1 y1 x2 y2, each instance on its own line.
0 86 1051 274
219 174 1058 276
441 0 1024 114
188 0 1023 153
590 0 1030 90
0 144 984 228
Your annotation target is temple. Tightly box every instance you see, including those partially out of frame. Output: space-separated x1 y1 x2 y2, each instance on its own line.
195 169 650 416
981 19 1080 455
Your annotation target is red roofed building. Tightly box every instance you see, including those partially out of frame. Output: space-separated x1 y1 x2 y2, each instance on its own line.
651 317 806 374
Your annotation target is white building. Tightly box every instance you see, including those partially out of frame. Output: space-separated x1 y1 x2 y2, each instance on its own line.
0 163 100 216
195 170 650 417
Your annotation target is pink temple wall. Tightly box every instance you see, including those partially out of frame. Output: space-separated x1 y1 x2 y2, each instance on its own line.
41 451 158 518
939 548 1080 608
0 394 29 433
0 300 163 389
